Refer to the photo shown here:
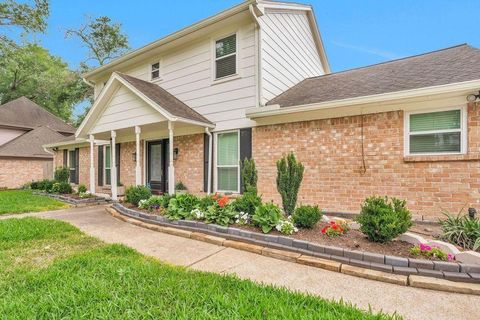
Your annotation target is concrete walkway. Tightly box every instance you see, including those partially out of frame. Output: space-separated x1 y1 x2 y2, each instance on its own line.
3 206 479 320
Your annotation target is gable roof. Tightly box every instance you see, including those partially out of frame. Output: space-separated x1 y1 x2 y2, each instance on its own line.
267 44 480 108
117 73 212 124
0 126 68 159
0 97 76 133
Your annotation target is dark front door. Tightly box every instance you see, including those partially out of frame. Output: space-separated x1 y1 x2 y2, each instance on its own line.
147 140 169 193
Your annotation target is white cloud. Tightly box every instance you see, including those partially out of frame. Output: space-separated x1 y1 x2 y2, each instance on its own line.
332 41 401 60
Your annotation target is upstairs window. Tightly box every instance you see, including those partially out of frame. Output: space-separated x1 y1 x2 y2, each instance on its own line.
406 108 466 155
151 62 160 80
215 34 236 79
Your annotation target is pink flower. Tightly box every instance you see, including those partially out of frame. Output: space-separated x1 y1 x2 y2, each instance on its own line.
419 243 432 251
447 254 455 261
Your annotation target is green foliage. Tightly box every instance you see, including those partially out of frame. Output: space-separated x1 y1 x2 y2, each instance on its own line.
275 218 297 235
138 196 163 211
357 196 412 243
51 182 72 194
241 158 258 192
0 190 67 214
252 202 283 233
409 244 449 261
125 185 152 206
165 193 200 220
204 203 237 226
0 0 49 36
54 166 70 183
441 210 480 251
276 153 304 216
232 186 262 215
175 181 187 191
77 184 87 194
31 179 54 192
198 195 216 211
293 205 322 229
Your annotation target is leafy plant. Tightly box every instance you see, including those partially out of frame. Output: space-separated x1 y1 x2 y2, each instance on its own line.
441 210 480 251
321 221 349 237
252 202 283 233
54 166 70 183
204 203 237 226
275 218 298 235
410 243 454 261
198 194 216 211
125 185 152 206
175 181 187 191
241 158 258 192
165 193 200 220
276 153 304 216
31 179 54 192
51 182 72 194
232 186 262 215
138 196 164 212
77 184 87 194
293 205 322 229
357 196 412 243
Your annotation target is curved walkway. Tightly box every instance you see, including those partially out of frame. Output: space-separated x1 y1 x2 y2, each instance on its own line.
3 206 479 320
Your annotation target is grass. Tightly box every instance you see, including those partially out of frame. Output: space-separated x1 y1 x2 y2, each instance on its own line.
0 217 401 320
0 190 68 215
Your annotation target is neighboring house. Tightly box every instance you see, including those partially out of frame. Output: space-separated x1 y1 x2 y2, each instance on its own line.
45 0 480 220
0 97 75 188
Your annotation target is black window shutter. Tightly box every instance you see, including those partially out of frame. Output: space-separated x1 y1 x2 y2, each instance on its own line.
75 148 80 184
203 134 210 193
98 146 104 187
63 149 68 167
116 143 121 185
239 128 252 194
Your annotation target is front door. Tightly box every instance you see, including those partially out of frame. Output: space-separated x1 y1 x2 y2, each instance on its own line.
147 140 169 193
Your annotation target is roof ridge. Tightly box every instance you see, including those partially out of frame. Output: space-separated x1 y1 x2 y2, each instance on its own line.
306 43 473 81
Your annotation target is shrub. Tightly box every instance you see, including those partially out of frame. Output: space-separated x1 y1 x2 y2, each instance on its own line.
293 205 322 229
32 179 54 192
275 218 298 235
125 185 152 206
252 202 283 233
54 166 70 183
241 158 258 192
232 186 262 215
175 181 187 191
77 184 87 194
276 153 304 216
410 243 454 261
51 182 72 194
357 196 412 243
165 193 200 220
441 211 480 251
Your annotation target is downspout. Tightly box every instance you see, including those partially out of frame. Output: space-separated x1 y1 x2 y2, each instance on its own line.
205 128 213 195
249 3 263 108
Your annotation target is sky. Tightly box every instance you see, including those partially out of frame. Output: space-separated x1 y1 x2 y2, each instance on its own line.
7 0 480 115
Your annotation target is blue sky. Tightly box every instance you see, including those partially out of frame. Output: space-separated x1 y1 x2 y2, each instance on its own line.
8 0 480 115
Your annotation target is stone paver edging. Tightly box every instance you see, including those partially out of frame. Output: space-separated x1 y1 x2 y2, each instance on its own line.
109 203 480 294
34 192 109 206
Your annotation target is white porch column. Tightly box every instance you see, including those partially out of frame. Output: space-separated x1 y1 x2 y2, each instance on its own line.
89 134 96 194
168 121 175 195
111 130 118 201
135 126 141 186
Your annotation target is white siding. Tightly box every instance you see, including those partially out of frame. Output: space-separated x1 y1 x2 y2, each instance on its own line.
259 9 325 104
91 86 166 134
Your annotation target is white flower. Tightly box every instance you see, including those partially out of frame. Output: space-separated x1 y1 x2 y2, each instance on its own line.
275 219 297 235
191 208 204 219
235 211 250 224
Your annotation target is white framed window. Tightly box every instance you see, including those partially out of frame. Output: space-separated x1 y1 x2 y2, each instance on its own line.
214 34 237 80
215 130 240 193
67 149 78 184
150 62 160 80
405 106 467 156
104 145 111 185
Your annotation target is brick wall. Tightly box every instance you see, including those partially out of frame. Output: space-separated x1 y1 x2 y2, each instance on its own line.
173 133 205 194
0 158 52 188
119 141 144 188
253 103 480 219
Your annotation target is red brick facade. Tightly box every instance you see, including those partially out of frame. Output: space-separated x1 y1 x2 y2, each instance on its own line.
0 158 52 188
253 103 480 219
173 133 204 194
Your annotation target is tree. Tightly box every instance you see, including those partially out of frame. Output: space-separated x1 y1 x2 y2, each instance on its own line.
0 0 49 41
0 42 88 120
65 16 129 68
276 153 304 216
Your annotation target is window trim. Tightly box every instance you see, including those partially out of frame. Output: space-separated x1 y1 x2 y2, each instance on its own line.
214 130 240 194
104 144 112 186
150 61 161 81
67 149 77 184
212 32 240 83
404 106 468 156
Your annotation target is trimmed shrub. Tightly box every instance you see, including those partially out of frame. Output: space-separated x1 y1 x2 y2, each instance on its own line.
175 181 187 191
252 202 283 233
77 184 87 194
241 158 258 192
441 211 480 251
32 179 54 192
276 153 304 216
51 182 73 194
54 166 70 183
125 185 152 206
293 205 322 229
232 186 262 215
357 196 412 243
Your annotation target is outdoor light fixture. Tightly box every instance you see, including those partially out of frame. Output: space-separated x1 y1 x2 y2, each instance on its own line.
468 207 477 219
132 152 136 162
173 148 179 160
466 91 480 102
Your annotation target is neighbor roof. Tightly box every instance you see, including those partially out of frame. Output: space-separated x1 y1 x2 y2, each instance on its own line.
117 73 213 125
0 126 68 159
0 97 76 133
267 44 480 108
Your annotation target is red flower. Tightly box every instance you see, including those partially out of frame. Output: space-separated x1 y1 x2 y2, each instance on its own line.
321 226 328 234
217 196 229 207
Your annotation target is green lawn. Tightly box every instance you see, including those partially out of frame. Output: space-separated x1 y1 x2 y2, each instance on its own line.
0 190 68 215
0 217 400 319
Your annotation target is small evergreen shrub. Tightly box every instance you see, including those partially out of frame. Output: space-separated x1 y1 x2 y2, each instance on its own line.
293 205 322 229
175 181 187 191
232 186 262 215
241 158 258 192
252 202 283 233
54 166 70 183
357 196 412 243
441 211 480 251
33 179 54 192
125 185 152 206
51 182 72 194
276 153 304 216
77 184 87 194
